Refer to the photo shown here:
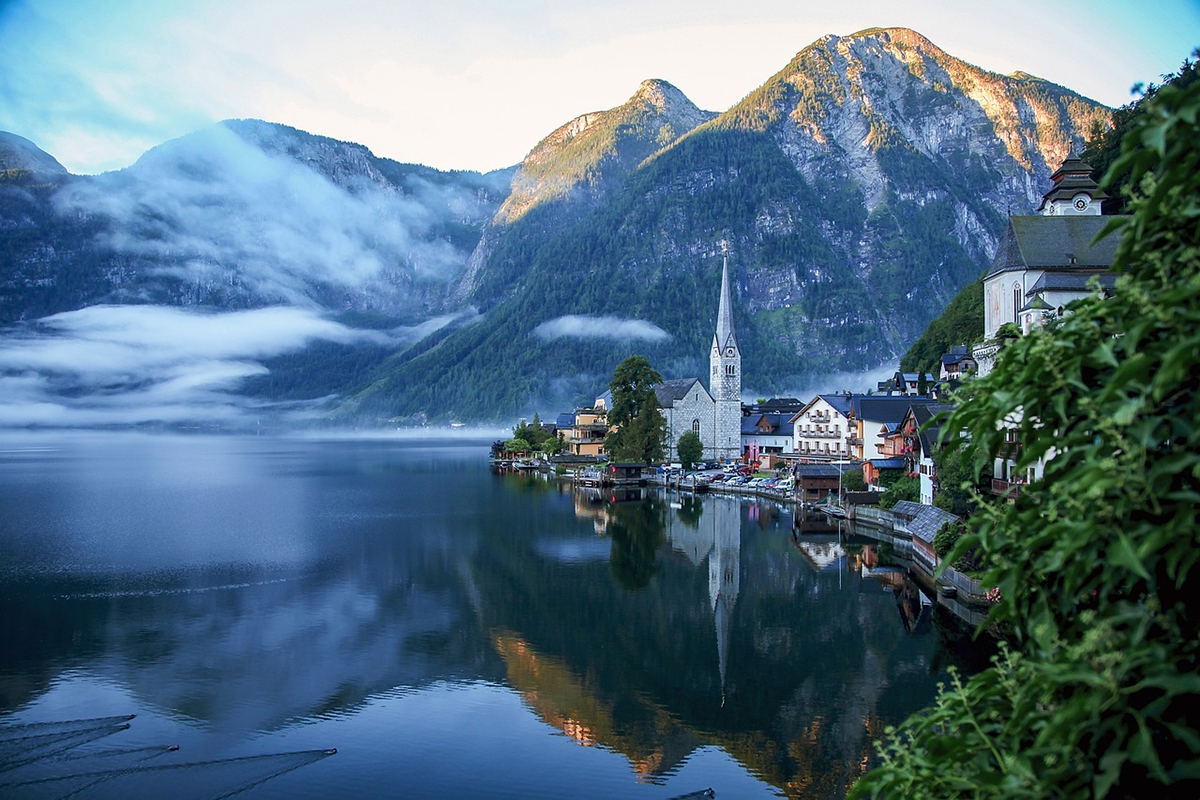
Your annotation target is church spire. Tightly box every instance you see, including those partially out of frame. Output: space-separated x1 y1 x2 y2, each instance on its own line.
713 254 738 353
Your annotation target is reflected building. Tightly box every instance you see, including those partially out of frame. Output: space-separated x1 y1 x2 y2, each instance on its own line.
662 497 741 698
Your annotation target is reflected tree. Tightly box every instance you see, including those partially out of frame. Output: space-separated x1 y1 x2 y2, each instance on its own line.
607 499 667 590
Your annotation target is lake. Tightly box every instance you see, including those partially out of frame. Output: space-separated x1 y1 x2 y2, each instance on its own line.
0 433 988 799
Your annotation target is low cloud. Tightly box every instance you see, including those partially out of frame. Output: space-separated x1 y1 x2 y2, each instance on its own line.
0 304 410 427
52 123 492 311
532 315 669 343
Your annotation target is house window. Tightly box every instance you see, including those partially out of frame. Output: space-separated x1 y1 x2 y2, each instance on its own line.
692 419 700 434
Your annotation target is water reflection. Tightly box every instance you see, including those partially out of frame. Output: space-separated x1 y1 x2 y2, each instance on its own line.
0 435 986 798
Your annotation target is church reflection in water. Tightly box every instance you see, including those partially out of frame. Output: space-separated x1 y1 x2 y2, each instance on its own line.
474 485 977 796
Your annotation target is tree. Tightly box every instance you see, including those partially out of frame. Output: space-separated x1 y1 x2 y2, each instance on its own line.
677 430 703 471
852 69 1200 799
931 436 990 516
605 355 667 464
842 468 866 492
878 474 918 509
917 370 928 397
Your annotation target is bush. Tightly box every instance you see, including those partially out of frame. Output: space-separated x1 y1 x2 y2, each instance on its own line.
878 474 918 509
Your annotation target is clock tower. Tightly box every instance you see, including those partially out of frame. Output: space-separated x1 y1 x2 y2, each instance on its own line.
1037 148 1105 217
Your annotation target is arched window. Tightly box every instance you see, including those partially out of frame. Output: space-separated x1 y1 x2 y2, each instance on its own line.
1013 282 1022 322
691 419 700 434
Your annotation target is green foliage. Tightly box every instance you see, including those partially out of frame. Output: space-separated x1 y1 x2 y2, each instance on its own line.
931 435 991 517
878 474 919 509
677 430 704 471
841 469 866 492
932 520 962 559
900 274 986 373
605 355 667 464
503 438 532 454
852 71 1200 799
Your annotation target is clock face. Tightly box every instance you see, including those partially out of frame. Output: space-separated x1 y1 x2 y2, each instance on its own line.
1074 196 1089 211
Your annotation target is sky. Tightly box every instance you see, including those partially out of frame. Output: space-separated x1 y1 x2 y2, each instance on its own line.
2 0 1197 175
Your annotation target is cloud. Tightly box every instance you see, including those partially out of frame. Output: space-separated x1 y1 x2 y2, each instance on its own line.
532 315 670 343
0 305 407 427
51 123 485 312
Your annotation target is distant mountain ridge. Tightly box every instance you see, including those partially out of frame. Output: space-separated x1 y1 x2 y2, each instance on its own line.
0 27 1112 424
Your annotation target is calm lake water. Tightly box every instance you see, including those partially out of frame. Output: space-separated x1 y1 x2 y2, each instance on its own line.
0 433 987 799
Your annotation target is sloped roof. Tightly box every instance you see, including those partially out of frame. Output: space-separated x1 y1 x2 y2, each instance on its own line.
910 403 954 455
654 378 707 408
893 503 960 545
851 396 938 426
794 464 857 478
742 412 789 435
986 216 1124 278
868 457 906 470
1027 271 1118 294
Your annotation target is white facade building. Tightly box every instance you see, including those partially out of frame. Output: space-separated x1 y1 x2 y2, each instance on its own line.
789 395 853 460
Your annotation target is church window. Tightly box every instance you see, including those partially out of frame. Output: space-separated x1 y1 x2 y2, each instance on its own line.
725 364 735 376
692 419 700 434
1012 282 1021 322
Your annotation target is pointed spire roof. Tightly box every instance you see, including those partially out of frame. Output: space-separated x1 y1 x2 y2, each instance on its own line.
713 255 738 351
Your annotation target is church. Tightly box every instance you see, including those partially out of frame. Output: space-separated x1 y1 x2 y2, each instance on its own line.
648 256 744 463
975 150 1124 376
593 256 743 463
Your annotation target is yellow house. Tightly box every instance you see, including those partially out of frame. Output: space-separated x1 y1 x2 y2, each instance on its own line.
566 409 611 457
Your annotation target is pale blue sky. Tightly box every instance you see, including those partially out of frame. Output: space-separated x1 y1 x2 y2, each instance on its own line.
1 0 1196 174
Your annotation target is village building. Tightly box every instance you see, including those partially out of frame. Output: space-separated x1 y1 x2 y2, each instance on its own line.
975 151 1124 376
937 346 976 380
847 395 939 462
741 411 793 465
788 394 853 461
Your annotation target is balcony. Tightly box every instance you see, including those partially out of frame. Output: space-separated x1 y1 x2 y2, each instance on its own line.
992 478 1022 499
846 436 863 445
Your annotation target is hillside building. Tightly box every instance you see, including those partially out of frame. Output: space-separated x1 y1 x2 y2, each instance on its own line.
975 151 1124 376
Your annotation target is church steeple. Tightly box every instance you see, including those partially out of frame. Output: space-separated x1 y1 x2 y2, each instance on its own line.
713 254 738 355
709 252 742 461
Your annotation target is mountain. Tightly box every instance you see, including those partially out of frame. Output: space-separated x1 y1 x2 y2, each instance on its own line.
0 27 1111 425
0 132 68 175
354 27 1110 421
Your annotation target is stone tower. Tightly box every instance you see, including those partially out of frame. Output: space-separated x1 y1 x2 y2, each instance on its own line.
709 255 742 461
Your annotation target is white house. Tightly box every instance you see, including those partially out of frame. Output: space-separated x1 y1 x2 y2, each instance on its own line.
789 394 853 460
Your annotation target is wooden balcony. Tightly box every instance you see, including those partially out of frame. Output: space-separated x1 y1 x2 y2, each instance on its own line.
991 478 1022 499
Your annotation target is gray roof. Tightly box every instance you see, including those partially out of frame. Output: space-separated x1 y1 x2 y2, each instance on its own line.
794 464 858 478
892 502 960 545
986 216 1125 279
817 394 854 416
1037 152 1109 210
742 412 789 436
851 396 938 426
654 378 707 408
713 256 739 353
556 412 576 429
1027 271 1118 294
910 403 954 455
